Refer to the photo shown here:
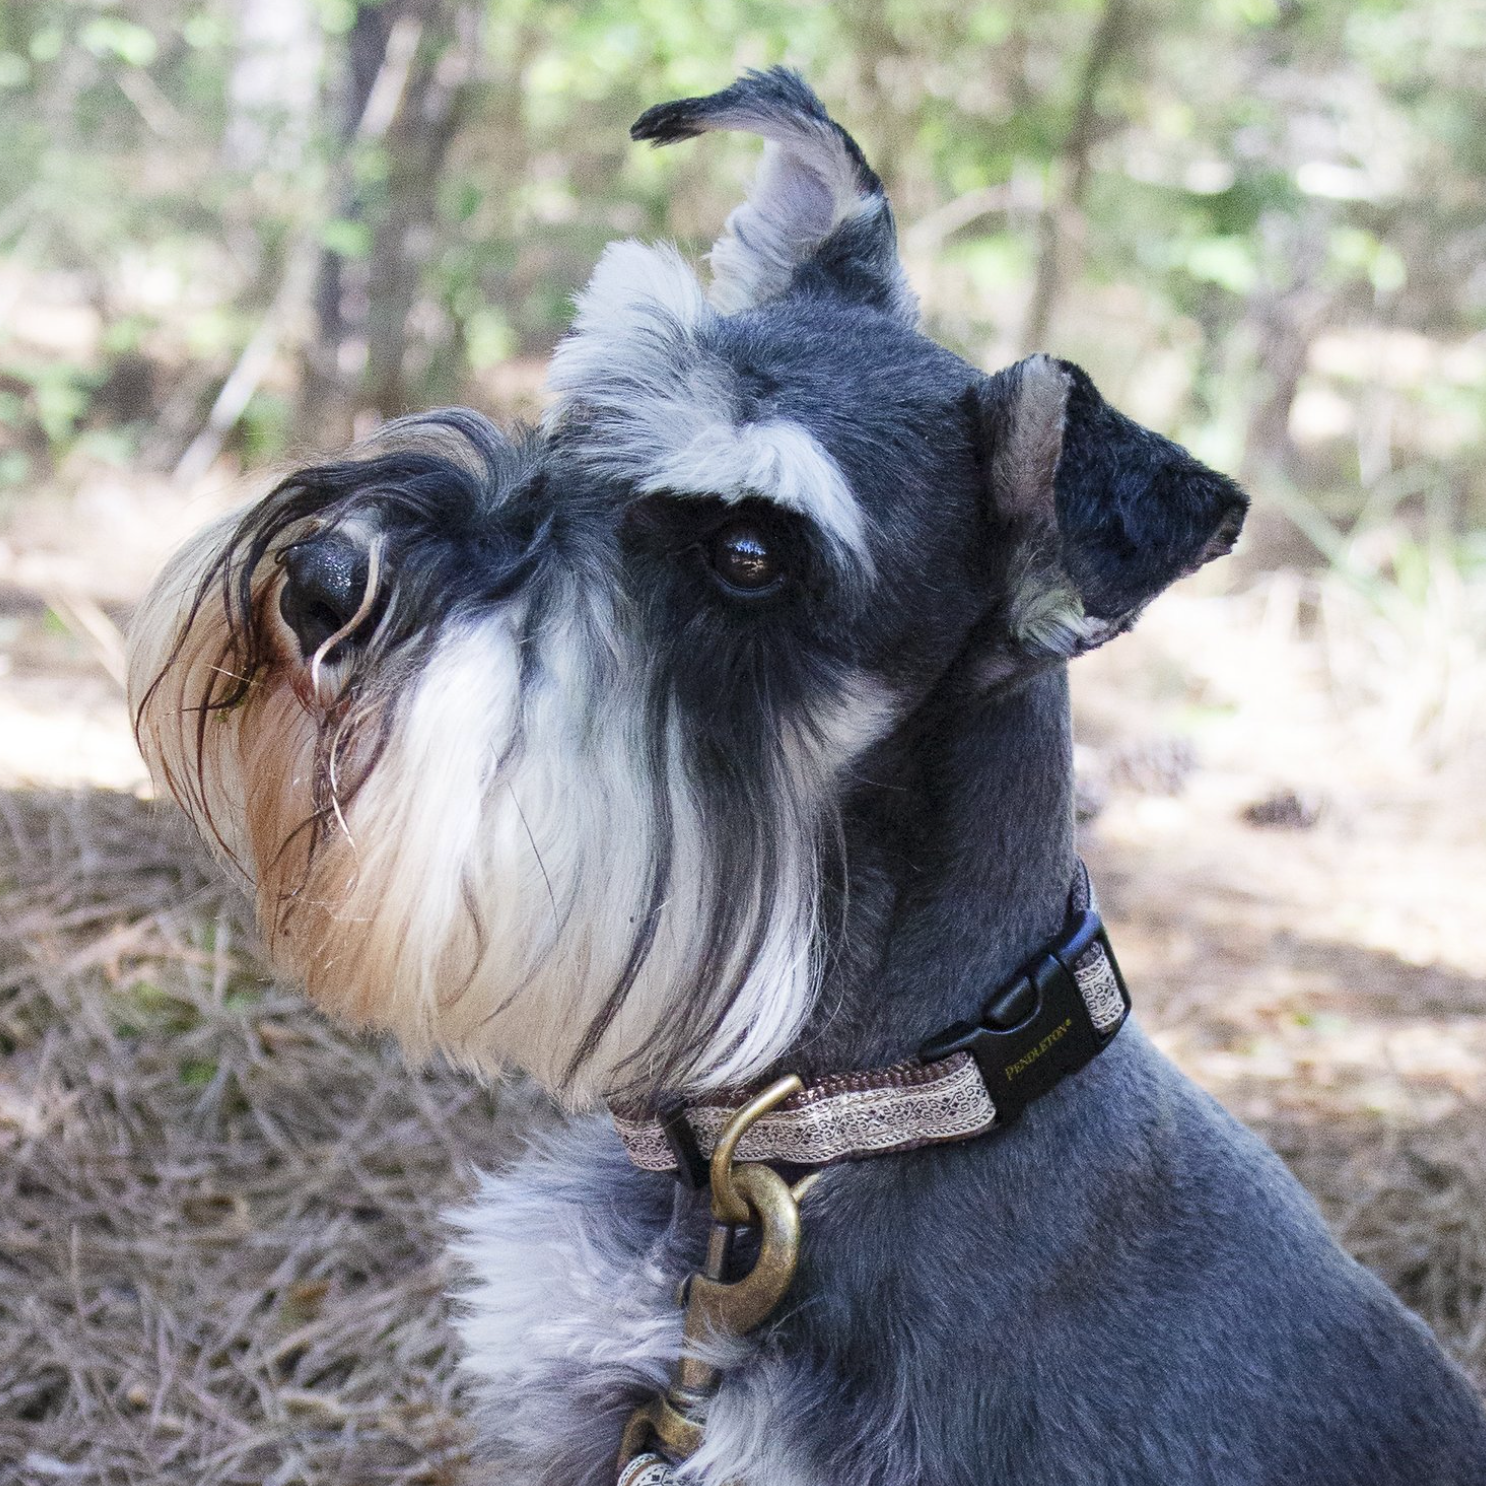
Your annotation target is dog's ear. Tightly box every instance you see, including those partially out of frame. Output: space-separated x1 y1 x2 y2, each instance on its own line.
974 355 1247 664
632 67 915 323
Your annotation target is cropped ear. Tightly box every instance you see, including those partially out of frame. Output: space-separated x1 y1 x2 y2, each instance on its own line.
974 355 1247 665
632 67 916 323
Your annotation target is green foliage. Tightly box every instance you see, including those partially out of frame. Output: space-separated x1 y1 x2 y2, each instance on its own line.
0 450 31 488
1 355 96 446
0 0 1481 547
240 390 292 462
321 217 373 260
78 17 159 67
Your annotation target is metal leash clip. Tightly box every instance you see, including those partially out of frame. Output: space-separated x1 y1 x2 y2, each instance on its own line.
617 1075 806 1484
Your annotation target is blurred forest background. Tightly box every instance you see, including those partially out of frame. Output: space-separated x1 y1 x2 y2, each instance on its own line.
1 2 1484 1482
2 0 1485 537
2 0 1485 769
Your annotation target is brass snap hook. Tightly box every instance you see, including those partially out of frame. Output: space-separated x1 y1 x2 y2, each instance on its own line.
685 1075 804 1342
616 1075 807 1479
708 1074 802 1224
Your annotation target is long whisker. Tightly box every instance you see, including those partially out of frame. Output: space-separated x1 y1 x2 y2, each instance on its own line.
309 533 386 696
508 780 559 933
326 715 361 858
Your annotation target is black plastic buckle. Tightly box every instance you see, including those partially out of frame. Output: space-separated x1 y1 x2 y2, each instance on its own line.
917 911 1130 1125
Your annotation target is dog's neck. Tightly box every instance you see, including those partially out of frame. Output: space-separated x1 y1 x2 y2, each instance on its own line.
789 665 1076 1080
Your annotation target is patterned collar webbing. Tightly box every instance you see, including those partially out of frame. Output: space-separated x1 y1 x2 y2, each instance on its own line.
611 861 1130 1180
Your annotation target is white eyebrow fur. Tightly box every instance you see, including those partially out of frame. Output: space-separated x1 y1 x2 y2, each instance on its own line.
546 239 870 566
639 416 864 556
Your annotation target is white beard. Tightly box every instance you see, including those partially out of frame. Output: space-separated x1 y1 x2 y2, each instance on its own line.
130 547 859 1106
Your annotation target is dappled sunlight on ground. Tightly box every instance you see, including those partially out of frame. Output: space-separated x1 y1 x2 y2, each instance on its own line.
1077 579 1486 1133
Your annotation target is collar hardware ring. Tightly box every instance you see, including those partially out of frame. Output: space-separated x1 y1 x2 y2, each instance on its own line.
617 1075 805 1479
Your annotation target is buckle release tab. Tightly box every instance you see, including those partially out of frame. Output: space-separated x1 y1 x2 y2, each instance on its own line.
918 910 1128 1123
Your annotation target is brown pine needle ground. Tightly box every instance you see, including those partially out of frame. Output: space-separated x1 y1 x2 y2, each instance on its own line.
0 788 551 1484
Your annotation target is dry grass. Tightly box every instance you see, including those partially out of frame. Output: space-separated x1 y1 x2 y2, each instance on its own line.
0 787 550 1484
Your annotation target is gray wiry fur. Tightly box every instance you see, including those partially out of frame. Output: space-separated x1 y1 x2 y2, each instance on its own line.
452 673 1486 1486
631 69 916 324
545 241 871 567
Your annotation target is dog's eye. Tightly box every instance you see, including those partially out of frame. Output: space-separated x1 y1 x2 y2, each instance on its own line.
708 523 783 595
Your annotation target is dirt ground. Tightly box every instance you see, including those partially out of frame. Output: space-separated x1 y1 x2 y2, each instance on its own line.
1 469 1483 1483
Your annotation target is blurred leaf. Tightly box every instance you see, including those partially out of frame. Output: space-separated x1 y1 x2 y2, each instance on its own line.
1183 236 1258 295
321 217 373 260
80 17 159 68
28 26 63 63
32 375 92 445
0 391 26 429
73 427 139 466
101 314 155 356
314 0 359 37
947 235 1032 295
465 308 517 370
240 390 292 462
0 450 30 487
182 11 232 50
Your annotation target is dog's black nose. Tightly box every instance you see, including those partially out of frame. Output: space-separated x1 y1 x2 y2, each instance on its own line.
278 532 371 658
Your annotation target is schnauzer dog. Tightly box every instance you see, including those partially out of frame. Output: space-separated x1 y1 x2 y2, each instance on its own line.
131 70 1486 1486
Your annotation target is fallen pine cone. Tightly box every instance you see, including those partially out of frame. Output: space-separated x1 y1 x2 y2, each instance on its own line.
1241 789 1323 829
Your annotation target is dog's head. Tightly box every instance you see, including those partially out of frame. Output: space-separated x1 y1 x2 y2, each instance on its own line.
130 71 1245 1107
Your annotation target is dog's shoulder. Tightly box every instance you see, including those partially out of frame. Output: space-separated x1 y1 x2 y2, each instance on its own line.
748 1028 1486 1486
1104 1040 1486 1483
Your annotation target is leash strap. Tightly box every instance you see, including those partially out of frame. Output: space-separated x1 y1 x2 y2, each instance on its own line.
615 1079 806 1481
612 861 1129 1178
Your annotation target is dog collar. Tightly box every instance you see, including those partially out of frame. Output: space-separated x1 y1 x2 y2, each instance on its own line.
612 860 1130 1182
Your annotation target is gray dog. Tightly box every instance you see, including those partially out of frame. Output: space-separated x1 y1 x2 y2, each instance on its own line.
130 69 1486 1486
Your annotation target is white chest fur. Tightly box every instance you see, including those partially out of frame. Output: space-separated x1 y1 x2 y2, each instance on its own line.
448 1116 815 1486
449 1117 687 1481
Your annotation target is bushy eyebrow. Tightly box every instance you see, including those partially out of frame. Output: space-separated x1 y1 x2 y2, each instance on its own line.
631 415 864 556
544 239 871 574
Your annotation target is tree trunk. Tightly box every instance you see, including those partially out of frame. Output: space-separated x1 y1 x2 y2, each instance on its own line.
295 0 481 446
361 2 480 421
294 3 396 448
1021 0 1132 355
